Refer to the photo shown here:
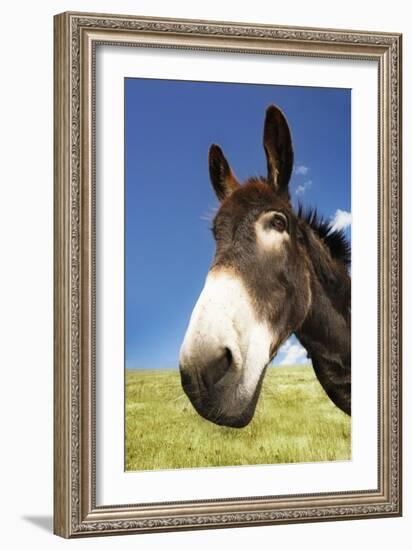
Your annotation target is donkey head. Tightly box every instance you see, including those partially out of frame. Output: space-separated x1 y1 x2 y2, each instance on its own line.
179 105 312 427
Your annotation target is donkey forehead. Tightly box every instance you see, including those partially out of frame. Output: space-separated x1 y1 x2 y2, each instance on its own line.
214 180 291 229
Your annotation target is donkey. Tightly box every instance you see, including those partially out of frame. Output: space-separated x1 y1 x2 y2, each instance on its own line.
179 105 351 428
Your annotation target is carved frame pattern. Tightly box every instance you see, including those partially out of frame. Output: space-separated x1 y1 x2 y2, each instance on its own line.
53 11 402 538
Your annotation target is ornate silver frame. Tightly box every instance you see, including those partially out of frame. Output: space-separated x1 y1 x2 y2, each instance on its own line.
53 11 402 538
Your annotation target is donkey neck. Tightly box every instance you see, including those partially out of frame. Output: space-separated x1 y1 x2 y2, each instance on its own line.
296 236 351 415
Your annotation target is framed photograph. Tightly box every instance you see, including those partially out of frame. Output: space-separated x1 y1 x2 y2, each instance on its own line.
53 11 402 538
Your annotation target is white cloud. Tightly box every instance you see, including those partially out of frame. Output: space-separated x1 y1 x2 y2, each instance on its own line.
329 209 352 232
200 205 218 222
278 339 308 366
294 165 309 176
279 339 292 352
295 180 312 196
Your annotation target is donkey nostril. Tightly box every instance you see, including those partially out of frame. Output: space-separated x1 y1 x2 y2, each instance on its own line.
202 347 234 391
180 368 193 390
216 347 233 381
224 347 233 369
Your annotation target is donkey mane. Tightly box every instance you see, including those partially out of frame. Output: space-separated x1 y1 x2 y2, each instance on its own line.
297 205 351 269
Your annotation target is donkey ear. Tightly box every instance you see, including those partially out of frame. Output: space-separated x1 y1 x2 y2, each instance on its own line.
263 105 294 196
208 144 240 202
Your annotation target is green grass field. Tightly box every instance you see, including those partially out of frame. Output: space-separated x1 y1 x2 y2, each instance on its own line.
125 365 351 471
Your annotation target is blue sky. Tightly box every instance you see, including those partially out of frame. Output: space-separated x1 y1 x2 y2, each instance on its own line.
125 78 351 369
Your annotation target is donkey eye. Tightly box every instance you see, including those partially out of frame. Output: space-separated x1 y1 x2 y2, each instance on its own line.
271 213 287 232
